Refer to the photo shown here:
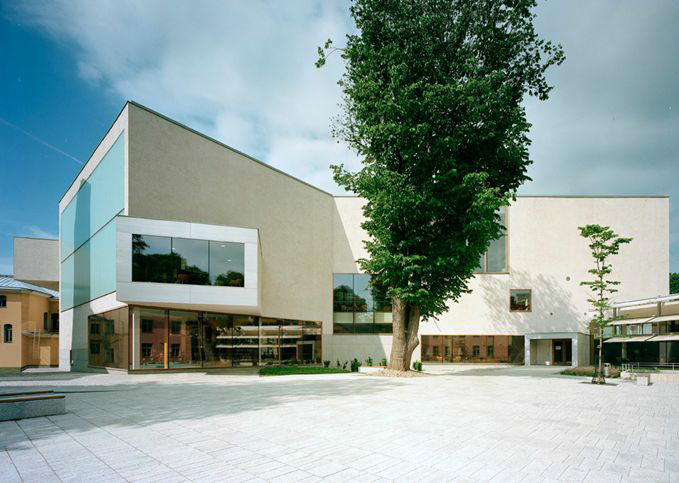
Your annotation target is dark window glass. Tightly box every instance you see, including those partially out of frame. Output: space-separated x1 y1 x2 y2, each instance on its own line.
209 241 245 287
170 321 181 334
302 320 322 364
43 312 48 331
51 313 59 332
90 342 100 354
0 295 6 307
3 323 12 343
141 343 152 357
141 319 154 333
90 323 100 335
132 235 177 283
172 238 209 285
170 344 180 357
421 335 525 364
487 345 494 357
510 289 532 311
333 274 354 333
472 345 480 357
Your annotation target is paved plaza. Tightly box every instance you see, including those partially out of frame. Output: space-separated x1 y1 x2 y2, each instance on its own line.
1 366 678 482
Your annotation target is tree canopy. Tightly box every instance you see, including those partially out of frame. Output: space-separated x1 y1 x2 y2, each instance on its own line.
318 0 564 369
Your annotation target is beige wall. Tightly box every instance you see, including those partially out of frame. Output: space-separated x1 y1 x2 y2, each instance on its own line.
0 292 59 370
126 104 335 334
13 237 60 290
333 196 669 340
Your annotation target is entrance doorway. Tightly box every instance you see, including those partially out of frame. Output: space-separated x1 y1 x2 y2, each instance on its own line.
552 339 572 365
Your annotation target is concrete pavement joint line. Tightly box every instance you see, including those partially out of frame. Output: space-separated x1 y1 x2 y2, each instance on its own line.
10 419 64 483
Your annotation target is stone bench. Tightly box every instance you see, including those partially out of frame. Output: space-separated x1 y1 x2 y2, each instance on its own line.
0 390 65 421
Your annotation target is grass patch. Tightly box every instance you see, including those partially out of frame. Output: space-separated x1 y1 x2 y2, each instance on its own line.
560 366 621 378
259 366 351 376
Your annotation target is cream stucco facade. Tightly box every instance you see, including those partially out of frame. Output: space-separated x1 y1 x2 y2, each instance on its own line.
56 101 669 371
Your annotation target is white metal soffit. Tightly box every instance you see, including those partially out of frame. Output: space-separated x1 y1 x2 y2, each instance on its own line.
609 317 654 326
604 335 655 343
612 293 679 309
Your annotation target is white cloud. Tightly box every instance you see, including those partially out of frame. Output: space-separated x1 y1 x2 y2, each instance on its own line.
14 0 356 193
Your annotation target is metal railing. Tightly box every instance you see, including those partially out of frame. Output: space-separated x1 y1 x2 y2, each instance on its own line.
622 362 679 371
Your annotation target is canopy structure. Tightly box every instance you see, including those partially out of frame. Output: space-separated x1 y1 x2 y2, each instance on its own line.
603 335 655 343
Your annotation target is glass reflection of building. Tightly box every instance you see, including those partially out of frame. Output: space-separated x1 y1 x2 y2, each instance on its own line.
421 335 525 364
88 306 322 370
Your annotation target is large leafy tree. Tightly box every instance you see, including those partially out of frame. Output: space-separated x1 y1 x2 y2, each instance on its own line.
670 273 679 294
318 0 564 370
579 225 632 385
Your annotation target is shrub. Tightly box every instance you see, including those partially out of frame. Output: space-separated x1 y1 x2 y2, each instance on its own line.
323 360 330 368
380 357 387 366
560 366 621 378
342 360 348 370
350 358 362 372
366 356 373 366
336 359 341 368
412 360 423 371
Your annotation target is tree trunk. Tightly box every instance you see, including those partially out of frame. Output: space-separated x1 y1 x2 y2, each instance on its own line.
597 332 605 385
388 298 421 371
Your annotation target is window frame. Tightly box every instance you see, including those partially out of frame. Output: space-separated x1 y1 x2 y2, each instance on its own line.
0 295 6 307
3 323 12 343
509 289 532 313
474 207 510 274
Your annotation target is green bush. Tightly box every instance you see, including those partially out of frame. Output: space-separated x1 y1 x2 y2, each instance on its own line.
259 366 350 376
380 357 388 367
366 356 373 366
560 366 621 378
412 360 422 371
350 358 362 372
323 360 330 368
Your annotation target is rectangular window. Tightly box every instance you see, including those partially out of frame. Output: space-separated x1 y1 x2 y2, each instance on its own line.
132 234 245 287
510 289 532 312
472 345 480 357
475 207 508 274
487 345 494 357
141 343 152 358
141 319 154 333
90 342 100 355
172 238 209 285
43 312 48 331
90 323 100 335
209 241 245 287
333 274 392 334
51 313 59 332
433 346 439 357
88 308 129 369
132 235 176 283
0 295 6 307
170 344 181 358
3 324 12 343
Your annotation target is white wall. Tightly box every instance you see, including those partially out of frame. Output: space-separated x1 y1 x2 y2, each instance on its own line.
333 196 669 337
13 237 59 290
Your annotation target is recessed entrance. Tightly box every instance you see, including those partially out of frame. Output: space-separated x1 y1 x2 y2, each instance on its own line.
552 339 572 366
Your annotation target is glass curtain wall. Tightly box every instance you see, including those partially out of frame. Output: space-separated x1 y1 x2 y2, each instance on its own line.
421 335 524 363
98 307 322 370
87 307 129 369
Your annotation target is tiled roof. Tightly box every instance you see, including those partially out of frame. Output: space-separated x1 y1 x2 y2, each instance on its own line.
0 277 59 299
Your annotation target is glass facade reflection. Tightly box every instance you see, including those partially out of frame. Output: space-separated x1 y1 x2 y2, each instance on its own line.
87 307 129 369
88 306 323 370
475 207 508 274
333 274 392 334
132 234 245 287
421 335 524 364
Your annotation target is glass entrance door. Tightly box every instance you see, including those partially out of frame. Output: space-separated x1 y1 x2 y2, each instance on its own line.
552 339 572 365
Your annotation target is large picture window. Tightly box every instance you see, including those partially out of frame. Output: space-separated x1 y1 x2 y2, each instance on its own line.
475 207 508 274
333 274 392 334
510 289 532 312
132 234 245 287
421 335 524 363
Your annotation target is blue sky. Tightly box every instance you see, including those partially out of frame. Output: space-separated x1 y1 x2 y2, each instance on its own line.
1 0 678 275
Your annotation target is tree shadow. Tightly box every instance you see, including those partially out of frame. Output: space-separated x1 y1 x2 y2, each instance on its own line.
0 372 402 450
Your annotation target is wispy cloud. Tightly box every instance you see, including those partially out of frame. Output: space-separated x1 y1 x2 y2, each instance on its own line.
22 226 58 240
0 116 83 165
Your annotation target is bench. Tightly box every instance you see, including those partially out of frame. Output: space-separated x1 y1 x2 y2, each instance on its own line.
0 390 66 421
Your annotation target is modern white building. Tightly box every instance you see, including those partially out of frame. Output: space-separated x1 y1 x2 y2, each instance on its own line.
55 101 669 371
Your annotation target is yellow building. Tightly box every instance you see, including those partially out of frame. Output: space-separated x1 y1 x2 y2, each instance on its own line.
0 276 59 373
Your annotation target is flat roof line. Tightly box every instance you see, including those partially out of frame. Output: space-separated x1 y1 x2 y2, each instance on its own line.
13 236 58 242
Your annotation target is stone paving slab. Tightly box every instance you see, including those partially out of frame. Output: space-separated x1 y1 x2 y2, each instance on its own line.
0 368 677 482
